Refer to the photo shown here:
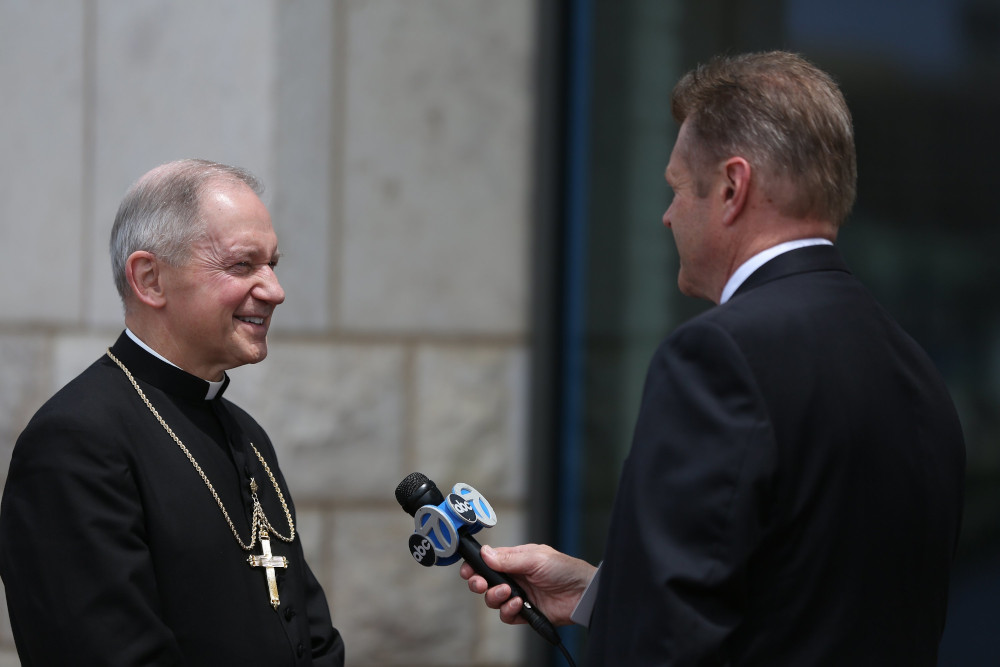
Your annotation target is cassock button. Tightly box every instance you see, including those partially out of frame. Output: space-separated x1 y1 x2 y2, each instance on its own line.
284 605 296 621
297 643 305 657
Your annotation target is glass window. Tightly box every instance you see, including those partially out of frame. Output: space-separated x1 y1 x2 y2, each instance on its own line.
542 0 1000 662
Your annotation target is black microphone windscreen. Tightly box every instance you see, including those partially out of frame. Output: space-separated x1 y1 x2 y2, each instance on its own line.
395 472 430 506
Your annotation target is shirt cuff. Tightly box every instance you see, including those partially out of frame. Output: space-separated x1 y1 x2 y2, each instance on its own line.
569 564 601 628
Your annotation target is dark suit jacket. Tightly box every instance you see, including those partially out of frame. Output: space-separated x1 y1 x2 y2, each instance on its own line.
0 333 345 666
586 245 965 665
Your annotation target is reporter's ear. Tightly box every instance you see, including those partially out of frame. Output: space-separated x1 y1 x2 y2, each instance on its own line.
720 156 751 226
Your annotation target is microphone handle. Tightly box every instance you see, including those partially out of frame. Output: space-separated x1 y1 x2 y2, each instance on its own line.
457 533 561 646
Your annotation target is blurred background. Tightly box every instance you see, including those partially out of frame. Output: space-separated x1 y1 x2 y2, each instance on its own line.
1 1 996 665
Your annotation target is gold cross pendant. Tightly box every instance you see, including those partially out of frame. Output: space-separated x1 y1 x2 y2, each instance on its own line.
248 533 288 609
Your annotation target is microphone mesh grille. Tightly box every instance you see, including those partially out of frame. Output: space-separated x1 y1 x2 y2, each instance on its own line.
395 472 429 506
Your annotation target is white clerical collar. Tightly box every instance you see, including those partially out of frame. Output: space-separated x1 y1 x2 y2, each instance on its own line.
125 328 226 400
719 238 833 305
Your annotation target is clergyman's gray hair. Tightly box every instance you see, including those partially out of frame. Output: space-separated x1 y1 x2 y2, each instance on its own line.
109 158 263 307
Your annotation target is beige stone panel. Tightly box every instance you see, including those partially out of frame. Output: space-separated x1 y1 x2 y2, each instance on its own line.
340 0 534 334
265 1 338 333
0 334 53 654
294 507 327 574
473 508 529 664
0 586 9 650
0 3 85 324
53 332 118 390
87 0 278 327
224 341 406 501
0 336 54 479
329 508 484 664
415 345 528 501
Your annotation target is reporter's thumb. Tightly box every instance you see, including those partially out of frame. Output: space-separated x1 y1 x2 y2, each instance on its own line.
479 544 504 571
480 544 533 577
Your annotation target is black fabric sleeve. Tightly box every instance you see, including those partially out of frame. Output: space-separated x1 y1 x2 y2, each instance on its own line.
0 413 185 666
587 319 776 664
301 558 345 666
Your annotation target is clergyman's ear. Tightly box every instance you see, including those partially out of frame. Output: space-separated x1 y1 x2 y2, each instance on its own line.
125 251 167 308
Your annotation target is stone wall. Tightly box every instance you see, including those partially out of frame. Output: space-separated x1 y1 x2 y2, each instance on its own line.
0 1 538 664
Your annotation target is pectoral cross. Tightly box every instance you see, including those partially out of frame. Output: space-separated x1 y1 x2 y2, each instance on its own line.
249 531 288 609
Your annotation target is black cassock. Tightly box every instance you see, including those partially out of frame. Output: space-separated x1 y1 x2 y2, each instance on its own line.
0 332 345 666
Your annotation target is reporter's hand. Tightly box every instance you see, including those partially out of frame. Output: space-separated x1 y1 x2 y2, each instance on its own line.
460 543 596 627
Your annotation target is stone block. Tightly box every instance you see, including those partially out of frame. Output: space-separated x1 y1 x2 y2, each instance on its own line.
414 344 528 500
0 336 54 480
340 0 534 334
224 341 406 501
329 508 483 664
294 507 327 576
0 3 85 324
87 0 278 327
0 581 11 648
53 333 118 390
473 508 529 664
267 0 338 333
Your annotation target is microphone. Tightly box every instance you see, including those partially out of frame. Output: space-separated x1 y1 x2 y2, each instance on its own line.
394 472 564 649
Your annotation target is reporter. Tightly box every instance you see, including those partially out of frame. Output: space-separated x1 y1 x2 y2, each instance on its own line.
462 51 964 666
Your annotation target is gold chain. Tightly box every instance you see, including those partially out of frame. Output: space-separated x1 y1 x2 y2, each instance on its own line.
106 349 295 550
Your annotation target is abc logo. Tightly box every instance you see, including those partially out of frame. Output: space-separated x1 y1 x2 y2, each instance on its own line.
449 483 498 528
448 494 478 524
408 533 436 567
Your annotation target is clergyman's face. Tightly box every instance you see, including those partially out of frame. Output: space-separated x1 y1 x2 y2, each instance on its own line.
662 121 724 302
160 181 285 381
